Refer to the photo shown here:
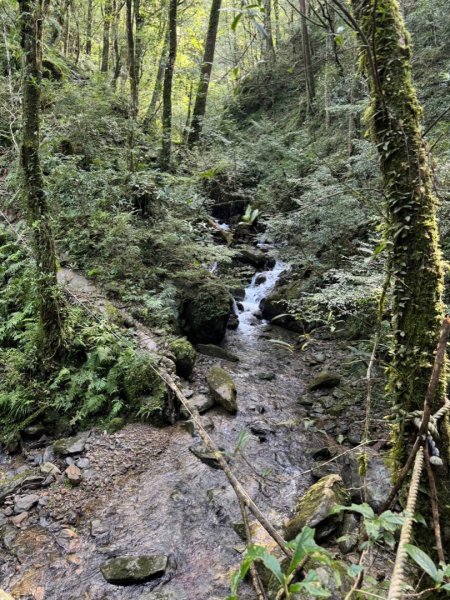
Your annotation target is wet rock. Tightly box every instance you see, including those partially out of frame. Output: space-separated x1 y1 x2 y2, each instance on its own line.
55 528 79 552
260 279 304 332
206 366 237 414
308 371 341 391
188 393 215 415
249 420 275 441
196 344 239 362
169 338 197 379
255 274 267 285
189 443 222 470
256 372 276 381
43 446 55 463
53 431 90 456
308 352 326 365
238 247 273 269
338 513 359 554
1 523 17 549
298 395 314 406
11 512 28 527
40 462 61 476
65 465 82 486
22 424 47 438
284 475 350 541
14 494 39 514
179 280 232 345
227 314 239 330
100 555 168 585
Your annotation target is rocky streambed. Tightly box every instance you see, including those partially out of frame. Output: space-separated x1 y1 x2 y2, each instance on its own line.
0 256 391 599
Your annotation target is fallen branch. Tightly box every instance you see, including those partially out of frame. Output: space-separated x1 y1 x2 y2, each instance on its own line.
424 443 445 564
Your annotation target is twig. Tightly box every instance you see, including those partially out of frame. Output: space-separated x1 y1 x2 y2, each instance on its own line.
424 443 445 564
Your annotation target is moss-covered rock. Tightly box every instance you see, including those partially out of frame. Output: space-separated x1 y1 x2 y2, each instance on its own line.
308 371 341 391
107 417 125 434
260 279 305 332
100 555 168 585
179 280 232 344
169 338 197 379
206 366 237 413
284 475 350 541
196 344 239 362
53 431 90 456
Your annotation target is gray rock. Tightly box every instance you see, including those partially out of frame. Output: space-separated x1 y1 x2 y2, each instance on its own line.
53 431 90 456
0 470 38 504
76 458 90 469
40 462 61 476
308 371 341 391
338 513 359 554
206 366 237 414
100 555 168 585
340 449 391 512
14 494 39 514
256 372 276 381
196 344 239 362
11 511 28 527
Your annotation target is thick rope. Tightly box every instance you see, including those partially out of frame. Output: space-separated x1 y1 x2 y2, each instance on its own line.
387 447 424 600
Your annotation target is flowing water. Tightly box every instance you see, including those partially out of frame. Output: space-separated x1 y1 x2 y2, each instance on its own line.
1 258 315 600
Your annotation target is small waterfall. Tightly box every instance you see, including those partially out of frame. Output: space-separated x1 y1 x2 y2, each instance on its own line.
238 260 286 335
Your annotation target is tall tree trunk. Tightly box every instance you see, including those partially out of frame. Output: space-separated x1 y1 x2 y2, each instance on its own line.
134 0 144 81
263 0 275 61
86 0 93 54
143 23 168 133
299 0 314 113
160 0 177 170
273 0 280 47
62 0 70 57
187 0 221 146
126 0 138 117
101 0 113 73
18 0 63 364
351 0 450 537
111 0 123 90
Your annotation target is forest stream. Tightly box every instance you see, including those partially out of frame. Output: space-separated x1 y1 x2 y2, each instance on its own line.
0 254 327 600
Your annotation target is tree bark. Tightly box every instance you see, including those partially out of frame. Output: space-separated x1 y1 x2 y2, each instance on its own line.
299 0 314 113
18 0 63 364
86 0 93 54
126 0 138 117
350 0 450 539
101 0 113 73
263 0 275 62
111 0 122 89
142 23 167 132
160 0 177 169
187 0 221 146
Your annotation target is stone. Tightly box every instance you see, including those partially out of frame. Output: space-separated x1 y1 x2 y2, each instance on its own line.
100 555 168 585
53 431 90 456
338 513 359 554
179 280 232 345
196 344 239 362
249 420 275 441
255 274 267 285
256 372 276 381
206 366 237 414
65 465 82 486
11 512 28 527
76 458 90 469
227 314 239 330
185 393 215 417
168 338 197 379
189 443 222 470
14 494 39 514
40 462 61 476
0 470 37 504
340 449 391 512
308 371 341 391
284 475 350 541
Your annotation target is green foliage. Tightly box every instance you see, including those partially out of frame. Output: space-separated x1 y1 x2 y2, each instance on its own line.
404 545 450 594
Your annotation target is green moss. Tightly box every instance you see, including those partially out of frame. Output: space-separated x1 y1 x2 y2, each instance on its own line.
169 338 197 379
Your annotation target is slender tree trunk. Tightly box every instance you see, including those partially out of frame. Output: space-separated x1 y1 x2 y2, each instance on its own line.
263 0 275 61
101 0 113 73
86 0 93 54
187 0 221 146
143 23 168 132
299 0 314 113
134 0 144 81
62 0 70 57
18 0 63 364
273 0 280 47
160 0 177 170
351 0 450 540
126 0 138 117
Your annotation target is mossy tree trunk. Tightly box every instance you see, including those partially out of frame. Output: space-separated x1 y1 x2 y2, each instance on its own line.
299 0 314 113
350 0 450 529
101 0 113 73
187 0 222 147
160 0 178 170
85 0 93 54
143 24 168 133
18 0 64 364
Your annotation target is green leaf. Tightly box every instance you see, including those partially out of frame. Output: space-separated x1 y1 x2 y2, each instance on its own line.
405 544 439 580
231 13 242 30
287 526 319 574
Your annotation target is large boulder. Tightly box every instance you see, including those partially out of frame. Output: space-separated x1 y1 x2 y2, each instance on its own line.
196 344 239 362
340 449 391 512
237 246 275 269
260 279 304 332
100 555 168 585
53 431 90 456
169 338 197 379
206 366 237 414
284 475 350 541
308 371 341 391
179 281 232 344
